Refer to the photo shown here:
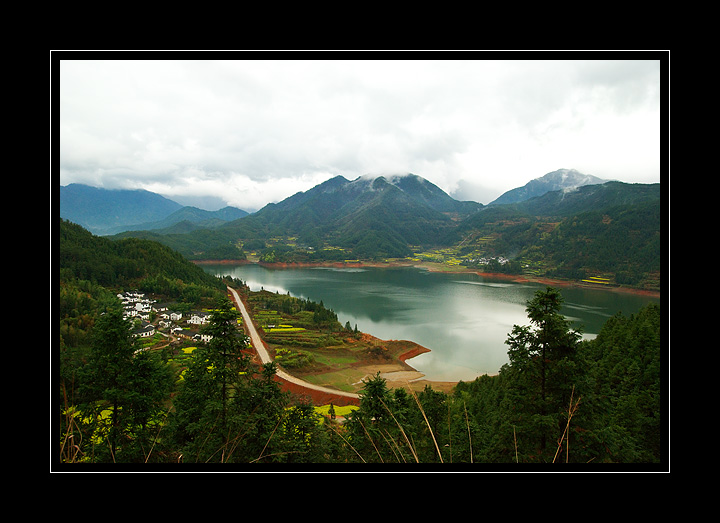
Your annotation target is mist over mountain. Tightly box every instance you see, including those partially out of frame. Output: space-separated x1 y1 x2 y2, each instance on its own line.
59 184 248 235
60 184 183 234
489 169 608 205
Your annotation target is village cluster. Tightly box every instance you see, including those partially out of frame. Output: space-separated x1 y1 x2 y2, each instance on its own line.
118 291 213 343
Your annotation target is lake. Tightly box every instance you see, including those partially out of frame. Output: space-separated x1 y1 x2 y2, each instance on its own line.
202 264 660 382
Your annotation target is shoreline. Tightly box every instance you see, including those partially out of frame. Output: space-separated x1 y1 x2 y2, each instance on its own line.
228 284 450 398
195 258 660 298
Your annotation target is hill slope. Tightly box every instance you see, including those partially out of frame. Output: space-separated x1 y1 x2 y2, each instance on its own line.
60 219 225 293
60 184 183 234
106 172 661 289
101 205 249 235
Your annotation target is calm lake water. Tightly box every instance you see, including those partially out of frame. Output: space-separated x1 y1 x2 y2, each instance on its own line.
203 264 660 382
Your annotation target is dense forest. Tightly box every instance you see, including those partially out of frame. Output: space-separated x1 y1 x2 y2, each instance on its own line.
56 220 664 466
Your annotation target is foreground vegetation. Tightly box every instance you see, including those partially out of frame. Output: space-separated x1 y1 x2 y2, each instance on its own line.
58 287 663 465
57 219 664 466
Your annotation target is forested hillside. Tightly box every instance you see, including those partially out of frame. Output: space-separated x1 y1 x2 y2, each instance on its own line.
60 219 224 291
456 183 661 288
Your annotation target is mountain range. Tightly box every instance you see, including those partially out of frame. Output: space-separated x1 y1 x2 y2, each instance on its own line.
59 169 610 236
232 173 483 258
59 184 248 235
59 170 661 287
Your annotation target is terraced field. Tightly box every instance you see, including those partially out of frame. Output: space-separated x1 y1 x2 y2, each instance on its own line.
244 289 429 394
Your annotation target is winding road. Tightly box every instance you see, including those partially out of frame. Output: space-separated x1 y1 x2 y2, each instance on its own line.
227 286 359 403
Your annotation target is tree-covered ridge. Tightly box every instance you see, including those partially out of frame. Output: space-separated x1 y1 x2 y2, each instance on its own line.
58 285 664 465
60 219 224 293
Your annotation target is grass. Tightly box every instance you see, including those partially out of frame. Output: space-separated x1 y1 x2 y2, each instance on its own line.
301 370 366 393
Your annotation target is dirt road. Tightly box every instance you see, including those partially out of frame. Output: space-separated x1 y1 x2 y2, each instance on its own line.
226 286 360 403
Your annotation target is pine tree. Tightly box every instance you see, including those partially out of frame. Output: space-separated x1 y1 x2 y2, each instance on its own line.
170 297 250 462
504 287 582 460
347 372 391 462
77 306 172 462
201 298 249 428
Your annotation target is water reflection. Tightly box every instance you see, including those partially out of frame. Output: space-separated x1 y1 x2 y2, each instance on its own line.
205 264 659 381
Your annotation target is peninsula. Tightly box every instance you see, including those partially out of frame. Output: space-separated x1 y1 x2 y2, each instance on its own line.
225 285 457 399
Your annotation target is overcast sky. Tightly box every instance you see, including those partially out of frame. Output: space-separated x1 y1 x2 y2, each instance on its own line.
58 57 663 211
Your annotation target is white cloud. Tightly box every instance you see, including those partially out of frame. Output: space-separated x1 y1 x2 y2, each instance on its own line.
58 57 663 208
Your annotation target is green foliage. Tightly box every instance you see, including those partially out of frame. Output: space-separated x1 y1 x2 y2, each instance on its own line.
543 201 660 281
69 307 174 462
577 303 662 462
457 186 661 286
503 287 582 459
449 298 663 464
60 219 225 296
169 298 253 461
59 280 663 464
112 227 247 260
250 291 341 331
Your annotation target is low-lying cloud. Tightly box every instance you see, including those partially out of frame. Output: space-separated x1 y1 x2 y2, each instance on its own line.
59 57 662 209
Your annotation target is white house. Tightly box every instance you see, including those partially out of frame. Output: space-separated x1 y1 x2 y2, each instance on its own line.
188 312 210 325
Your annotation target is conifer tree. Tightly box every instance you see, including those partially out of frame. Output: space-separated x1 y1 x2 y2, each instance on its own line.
77 306 172 462
170 297 250 461
504 287 582 460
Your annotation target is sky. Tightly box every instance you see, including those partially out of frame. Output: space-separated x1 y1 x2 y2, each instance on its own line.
58 56 663 211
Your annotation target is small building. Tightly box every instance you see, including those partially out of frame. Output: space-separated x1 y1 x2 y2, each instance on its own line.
188 312 210 325
132 322 155 338
177 329 194 339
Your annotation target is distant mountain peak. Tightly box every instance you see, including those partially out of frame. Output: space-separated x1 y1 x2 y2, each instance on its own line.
343 172 482 214
60 184 183 234
59 183 247 235
490 169 607 205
